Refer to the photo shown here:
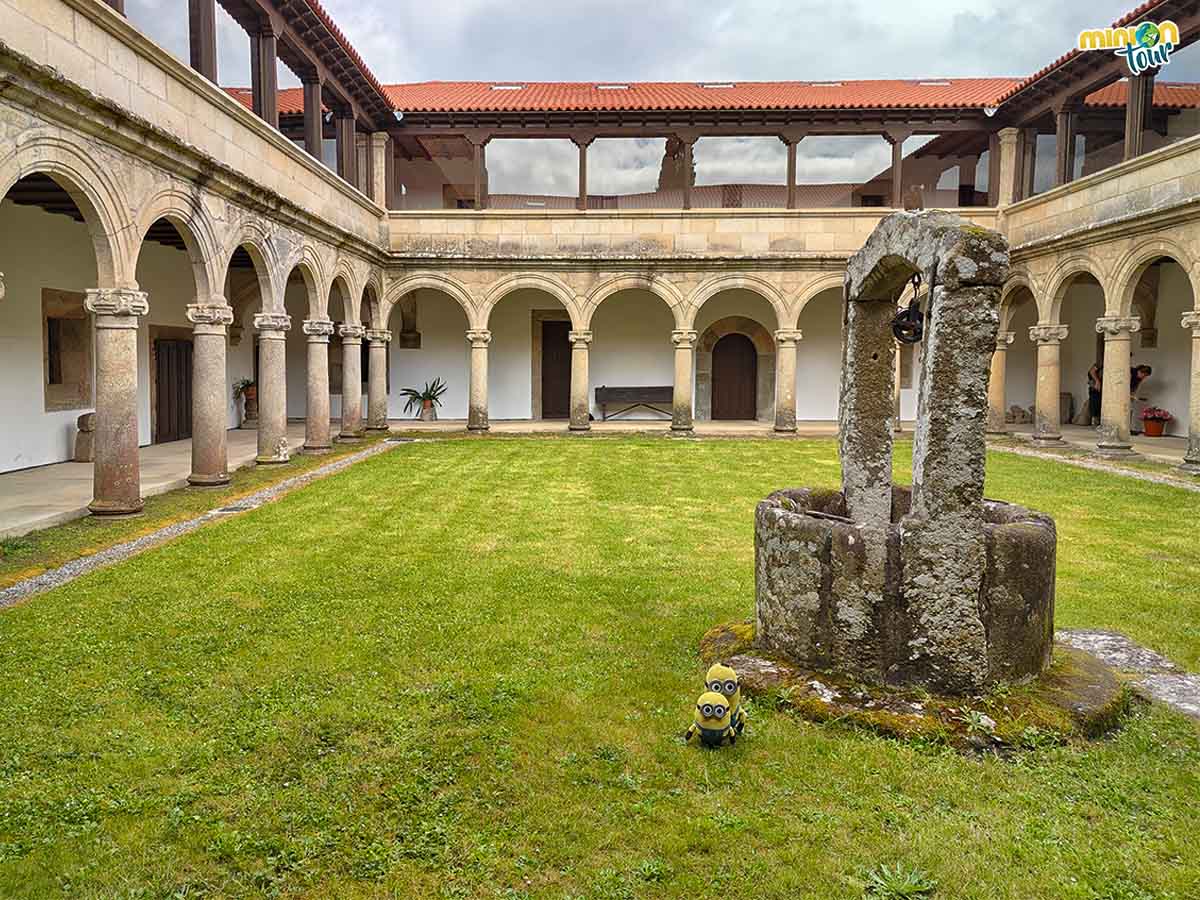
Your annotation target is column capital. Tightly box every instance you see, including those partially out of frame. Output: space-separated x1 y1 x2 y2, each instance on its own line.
365 328 392 344
85 288 149 318
338 323 366 341
671 328 698 349
466 328 492 348
1181 310 1200 334
568 329 593 346
997 126 1021 145
1095 315 1141 337
369 132 389 149
187 302 234 336
774 329 804 347
1029 323 1069 345
302 318 335 339
0 271 6 302
253 312 291 335
995 330 1016 348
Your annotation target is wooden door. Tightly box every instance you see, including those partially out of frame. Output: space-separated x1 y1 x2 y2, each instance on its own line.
155 338 193 443
711 333 757 420
541 320 572 419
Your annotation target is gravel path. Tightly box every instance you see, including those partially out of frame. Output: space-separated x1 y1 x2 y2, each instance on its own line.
0 440 403 610
1057 629 1200 720
989 443 1200 494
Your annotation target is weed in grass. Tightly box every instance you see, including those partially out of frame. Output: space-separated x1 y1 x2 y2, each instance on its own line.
863 862 938 898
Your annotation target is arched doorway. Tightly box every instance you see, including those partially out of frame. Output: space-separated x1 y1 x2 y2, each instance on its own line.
712 333 758 419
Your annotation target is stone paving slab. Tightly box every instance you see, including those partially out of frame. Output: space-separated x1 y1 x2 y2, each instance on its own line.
1057 629 1200 721
0 440 402 610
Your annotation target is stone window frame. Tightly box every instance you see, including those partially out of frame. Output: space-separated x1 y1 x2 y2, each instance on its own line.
41 288 93 412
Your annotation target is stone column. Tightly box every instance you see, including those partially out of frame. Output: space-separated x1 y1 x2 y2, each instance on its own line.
1029 324 1068 445
774 329 802 433
369 133 389 207
1095 316 1142 457
366 328 392 431
187 300 234 485
338 323 365 440
467 329 491 432
253 312 291 464
85 288 149 515
1182 311 1200 474
995 127 1021 206
568 329 592 431
671 329 698 433
986 330 1015 434
302 318 334 452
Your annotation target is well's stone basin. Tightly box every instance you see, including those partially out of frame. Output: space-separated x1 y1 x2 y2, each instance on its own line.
755 486 1055 692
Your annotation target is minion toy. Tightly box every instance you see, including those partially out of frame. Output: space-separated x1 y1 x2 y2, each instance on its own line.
685 690 737 748
706 662 746 735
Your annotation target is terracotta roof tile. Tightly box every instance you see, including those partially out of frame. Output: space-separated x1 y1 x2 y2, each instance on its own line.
1084 80 1200 107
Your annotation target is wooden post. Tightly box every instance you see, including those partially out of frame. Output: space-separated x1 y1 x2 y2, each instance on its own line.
385 137 397 209
302 77 323 160
188 0 217 82
574 135 593 210
471 137 489 210
987 132 1001 206
681 137 695 210
336 113 356 185
1124 71 1156 161
250 26 278 129
785 138 798 209
1054 104 1078 187
886 131 909 208
1020 127 1037 200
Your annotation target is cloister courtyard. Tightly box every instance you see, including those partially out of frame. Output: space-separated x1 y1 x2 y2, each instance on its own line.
1 435 1198 898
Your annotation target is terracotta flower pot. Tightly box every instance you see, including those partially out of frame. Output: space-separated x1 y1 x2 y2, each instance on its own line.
1143 419 1166 437
420 398 437 422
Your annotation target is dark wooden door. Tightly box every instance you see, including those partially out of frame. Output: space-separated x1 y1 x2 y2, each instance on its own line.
155 338 193 443
712 333 757 420
541 320 571 419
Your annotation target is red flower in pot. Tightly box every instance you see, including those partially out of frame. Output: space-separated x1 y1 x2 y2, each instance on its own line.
1140 406 1172 437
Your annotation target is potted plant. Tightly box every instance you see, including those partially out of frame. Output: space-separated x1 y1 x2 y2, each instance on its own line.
400 378 448 422
233 378 258 427
1140 406 1172 437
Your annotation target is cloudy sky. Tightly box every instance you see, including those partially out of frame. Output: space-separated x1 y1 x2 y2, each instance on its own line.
123 1 1199 197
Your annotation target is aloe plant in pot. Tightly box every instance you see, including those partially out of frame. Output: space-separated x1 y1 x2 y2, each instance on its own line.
401 378 448 422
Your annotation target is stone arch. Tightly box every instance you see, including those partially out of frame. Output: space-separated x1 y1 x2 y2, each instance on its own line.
999 270 1037 330
580 273 686 329
684 274 785 331
482 272 583 329
696 315 776 422
1044 255 1106 324
382 272 477 330
0 133 132 289
792 273 847 326
131 186 219 301
1111 238 1200 317
283 256 324 321
328 272 356 323
362 269 385 327
218 222 278 313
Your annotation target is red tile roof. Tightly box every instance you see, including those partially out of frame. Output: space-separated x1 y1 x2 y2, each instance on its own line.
296 0 391 109
382 79 1024 113
1084 80 1200 108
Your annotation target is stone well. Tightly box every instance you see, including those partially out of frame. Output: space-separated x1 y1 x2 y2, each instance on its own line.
753 210 1056 694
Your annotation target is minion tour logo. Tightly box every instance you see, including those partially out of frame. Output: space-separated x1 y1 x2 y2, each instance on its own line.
1077 21 1180 75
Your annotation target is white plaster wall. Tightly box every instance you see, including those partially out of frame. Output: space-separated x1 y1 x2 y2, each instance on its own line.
589 291 676 420
1059 281 1106 423
486 289 571 420
693 290 779 334
284 279 313 420
386 289 471 419
1007 300 1039 414
394 157 477 210
0 201 224 473
795 289 844 421
1134 261 1194 437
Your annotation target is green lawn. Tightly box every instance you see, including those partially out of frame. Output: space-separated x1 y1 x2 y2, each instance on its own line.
1 437 1198 898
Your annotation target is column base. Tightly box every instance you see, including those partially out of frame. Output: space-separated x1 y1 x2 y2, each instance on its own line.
568 423 591 432
337 433 364 443
668 426 694 436
255 455 291 465
774 425 797 434
365 426 390 433
1095 444 1139 459
1178 460 1200 475
467 425 490 434
302 444 333 455
88 499 144 517
188 472 230 487
1030 435 1066 447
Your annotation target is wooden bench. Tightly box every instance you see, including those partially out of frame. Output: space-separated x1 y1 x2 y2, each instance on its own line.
595 385 673 420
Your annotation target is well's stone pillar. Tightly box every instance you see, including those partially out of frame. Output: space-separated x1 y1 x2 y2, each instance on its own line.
187 300 234 485
86 288 148 515
366 329 391 431
302 318 334 452
671 329 697 432
986 330 1015 434
839 299 896 525
569 329 592 431
1096 316 1141 457
1029 324 1068 445
1182 312 1200 474
467 329 491 432
773 329 802 433
338 323 365 440
254 312 291 464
